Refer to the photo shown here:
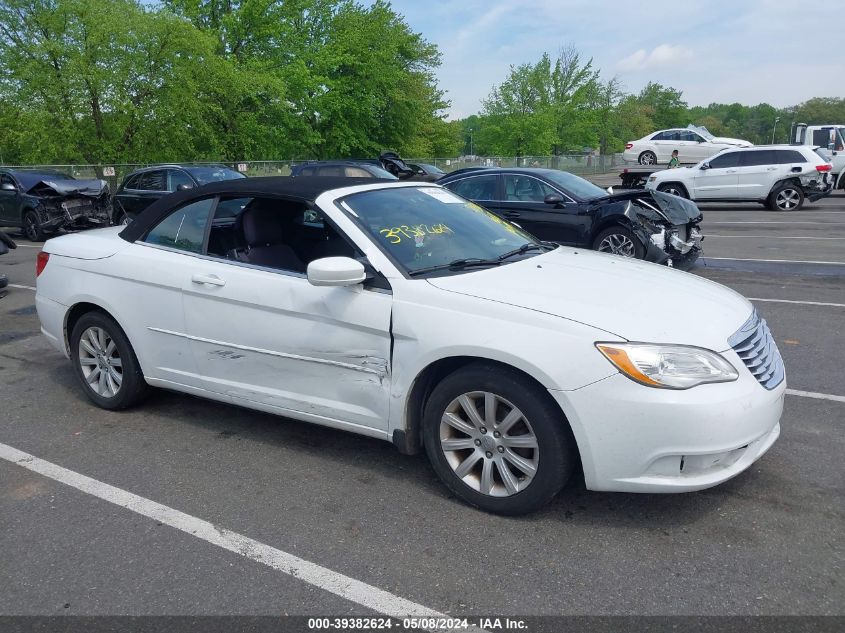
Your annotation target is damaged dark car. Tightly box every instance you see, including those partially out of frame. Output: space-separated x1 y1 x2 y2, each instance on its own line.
437 167 703 270
0 169 110 241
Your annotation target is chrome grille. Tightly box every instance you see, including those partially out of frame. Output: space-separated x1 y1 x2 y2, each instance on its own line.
728 311 785 390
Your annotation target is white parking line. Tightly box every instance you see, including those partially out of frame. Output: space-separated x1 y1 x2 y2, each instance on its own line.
8 283 36 291
786 389 845 404
704 257 845 265
13 243 41 248
706 221 845 225
708 235 845 240
749 298 845 308
0 441 461 625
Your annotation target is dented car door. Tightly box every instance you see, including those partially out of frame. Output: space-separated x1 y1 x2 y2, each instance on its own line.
180 256 393 432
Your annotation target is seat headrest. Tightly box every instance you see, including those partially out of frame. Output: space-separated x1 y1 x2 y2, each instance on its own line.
241 202 286 246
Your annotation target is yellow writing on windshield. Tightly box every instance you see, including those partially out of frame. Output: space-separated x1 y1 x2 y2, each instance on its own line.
379 223 454 244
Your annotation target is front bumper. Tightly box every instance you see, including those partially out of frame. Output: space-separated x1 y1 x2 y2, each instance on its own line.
38 198 111 231
550 368 785 493
640 224 702 270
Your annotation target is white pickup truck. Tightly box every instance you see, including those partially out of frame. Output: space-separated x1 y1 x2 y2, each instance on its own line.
793 123 845 191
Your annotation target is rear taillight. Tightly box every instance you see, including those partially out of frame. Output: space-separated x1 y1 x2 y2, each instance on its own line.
816 164 832 172
625 143 634 149
36 251 49 277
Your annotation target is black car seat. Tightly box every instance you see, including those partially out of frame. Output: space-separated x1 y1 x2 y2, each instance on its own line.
236 201 306 272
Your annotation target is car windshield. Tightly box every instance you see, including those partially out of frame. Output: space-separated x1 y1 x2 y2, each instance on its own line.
688 124 715 141
418 163 444 174
368 165 399 179
539 169 607 200
18 170 74 180
340 186 539 276
185 167 246 184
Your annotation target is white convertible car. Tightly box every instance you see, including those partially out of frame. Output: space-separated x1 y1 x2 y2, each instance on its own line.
35 178 785 514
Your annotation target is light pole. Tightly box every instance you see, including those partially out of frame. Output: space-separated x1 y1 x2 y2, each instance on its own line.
468 128 474 158
771 117 780 144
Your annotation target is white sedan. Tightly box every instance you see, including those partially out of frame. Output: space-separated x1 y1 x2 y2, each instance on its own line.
35 178 785 514
624 127 752 165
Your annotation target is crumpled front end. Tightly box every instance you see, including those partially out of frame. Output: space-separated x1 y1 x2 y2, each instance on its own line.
622 191 704 270
26 179 111 232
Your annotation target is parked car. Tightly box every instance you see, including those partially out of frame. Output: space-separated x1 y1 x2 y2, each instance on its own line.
646 145 834 211
0 168 110 241
408 162 446 182
111 164 246 225
290 161 397 179
35 178 784 515
437 167 703 269
624 126 752 166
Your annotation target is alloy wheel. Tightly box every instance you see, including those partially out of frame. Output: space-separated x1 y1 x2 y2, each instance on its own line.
639 152 656 165
24 214 39 241
78 326 123 398
439 391 539 497
597 233 636 257
775 188 801 210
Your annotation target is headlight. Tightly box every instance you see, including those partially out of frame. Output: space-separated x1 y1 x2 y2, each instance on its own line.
596 343 738 389
648 176 657 182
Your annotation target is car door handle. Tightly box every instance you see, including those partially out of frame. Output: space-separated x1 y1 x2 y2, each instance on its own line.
726 169 737 173
767 167 778 171
503 211 520 218
191 273 226 287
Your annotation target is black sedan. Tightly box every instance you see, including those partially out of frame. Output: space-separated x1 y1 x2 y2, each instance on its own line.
437 167 703 269
0 169 110 241
112 164 245 224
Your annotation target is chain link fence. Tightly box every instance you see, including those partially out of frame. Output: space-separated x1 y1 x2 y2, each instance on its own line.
2 155 625 191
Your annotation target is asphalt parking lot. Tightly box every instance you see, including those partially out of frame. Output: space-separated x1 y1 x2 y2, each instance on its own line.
0 192 843 620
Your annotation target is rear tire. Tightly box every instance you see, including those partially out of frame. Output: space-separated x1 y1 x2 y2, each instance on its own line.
70 311 148 410
592 226 646 260
22 210 46 242
422 363 574 515
638 151 657 166
767 182 804 211
656 183 689 198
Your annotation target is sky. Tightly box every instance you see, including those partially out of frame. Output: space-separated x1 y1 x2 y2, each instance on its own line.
383 0 845 120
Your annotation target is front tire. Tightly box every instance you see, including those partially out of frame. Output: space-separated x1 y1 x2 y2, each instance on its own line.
422 363 575 515
638 151 657 165
657 183 689 198
70 311 148 410
768 183 804 211
592 226 646 260
22 210 46 242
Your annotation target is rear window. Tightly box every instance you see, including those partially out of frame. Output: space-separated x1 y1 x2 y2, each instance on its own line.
738 151 776 167
773 150 807 164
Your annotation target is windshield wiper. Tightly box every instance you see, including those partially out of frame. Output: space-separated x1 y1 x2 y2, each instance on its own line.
496 241 555 261
408 257 502 277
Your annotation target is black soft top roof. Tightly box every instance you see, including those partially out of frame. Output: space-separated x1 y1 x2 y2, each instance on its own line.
120 176 391 242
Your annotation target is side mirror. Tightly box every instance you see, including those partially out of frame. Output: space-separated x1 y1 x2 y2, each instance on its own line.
307 256 367 287
606 186 614 195
1 182 16 192
544 194 565 206
177 183 194 191
700 162 710 170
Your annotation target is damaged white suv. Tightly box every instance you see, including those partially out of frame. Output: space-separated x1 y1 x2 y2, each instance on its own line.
646 145 833 211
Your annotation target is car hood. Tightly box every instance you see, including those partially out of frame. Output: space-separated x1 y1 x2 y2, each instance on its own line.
426 248 752 351
597 190 701 224
710 136 752 147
